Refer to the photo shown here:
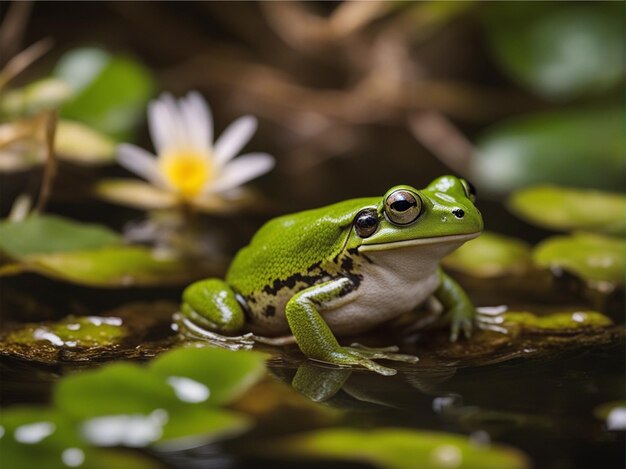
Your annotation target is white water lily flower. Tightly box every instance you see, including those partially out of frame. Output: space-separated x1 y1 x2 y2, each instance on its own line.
117 92 274 202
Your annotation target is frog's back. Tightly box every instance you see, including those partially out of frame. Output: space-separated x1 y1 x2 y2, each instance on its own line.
227 197 374 297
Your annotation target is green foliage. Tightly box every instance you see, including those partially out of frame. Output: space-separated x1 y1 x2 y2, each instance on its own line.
533 233 625 285
482 3 624 99
472 108 625 193
0 215 121 259
509 186 626 236
443 231 532 278
54 47 155 140
273 428 530 469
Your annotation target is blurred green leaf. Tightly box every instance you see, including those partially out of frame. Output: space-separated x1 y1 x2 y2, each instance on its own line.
0 406 87 469
54 47 155 140
271 428 530 469
55 363 179 419
55 120 116 164
482 3 624 99
3 246 206 287
1 78 73 118
0 215 121 259
5 315 126 348
509 186 626 236
149 346 266 406
533 232 625 286
443 231 532 278
472 108 625 193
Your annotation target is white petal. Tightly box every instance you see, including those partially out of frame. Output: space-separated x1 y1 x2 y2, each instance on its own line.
180 91 213 150
213 116 257 167
117 144 168 188
148 93 183 153
205 152 274 194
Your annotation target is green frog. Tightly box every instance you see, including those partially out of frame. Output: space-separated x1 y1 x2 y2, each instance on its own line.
180 176 482 375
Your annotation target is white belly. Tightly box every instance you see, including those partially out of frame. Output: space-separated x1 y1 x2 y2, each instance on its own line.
322 239 465 335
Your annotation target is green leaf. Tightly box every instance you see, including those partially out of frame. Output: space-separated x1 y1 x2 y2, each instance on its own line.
55 120 116 164
0 215 121 259
533 232 625 286
156 407 250 451
482 3 624 99
149 346 266 406
54 363 180 420
4 315 126 348
0 406 87 469
509 186 626 236
472 108 625 193
54 47 155 140
271 428 530 469
6 246 206 287
443 231 532 278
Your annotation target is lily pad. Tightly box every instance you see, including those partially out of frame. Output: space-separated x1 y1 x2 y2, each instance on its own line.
55 363 180 419
3 246 209 287
149 346 267 406
0 215 121 259
443 231 532 278
269 428 530 469
533 233 625 286
482 3 624 99
54 47 155 140
4 315 126 348
509 186 626 236
472 108 625 193
503 311 613 332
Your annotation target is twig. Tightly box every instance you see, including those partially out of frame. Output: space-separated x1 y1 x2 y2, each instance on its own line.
35 110 58 213
0 37 53 89
0 1 34 65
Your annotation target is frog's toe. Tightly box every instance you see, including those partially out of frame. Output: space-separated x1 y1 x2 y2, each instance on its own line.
348 343 400 353
344 346 419 364
476 305 508 334
357 359 398 376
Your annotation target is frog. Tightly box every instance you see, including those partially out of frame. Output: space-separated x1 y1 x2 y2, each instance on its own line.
180 175 483 376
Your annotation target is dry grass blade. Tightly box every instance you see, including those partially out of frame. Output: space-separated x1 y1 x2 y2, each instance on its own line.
0 1 34 64
0 37 53 89
35 110 58 213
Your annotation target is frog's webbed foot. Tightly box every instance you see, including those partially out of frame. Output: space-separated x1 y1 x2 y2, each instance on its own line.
319 344 419 376
475 305 508 334
173 312 256 350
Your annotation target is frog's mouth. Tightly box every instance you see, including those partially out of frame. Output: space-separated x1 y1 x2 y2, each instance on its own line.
360 231 481 252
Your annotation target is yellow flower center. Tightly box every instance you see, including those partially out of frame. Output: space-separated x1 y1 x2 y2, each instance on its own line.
160 151 214 199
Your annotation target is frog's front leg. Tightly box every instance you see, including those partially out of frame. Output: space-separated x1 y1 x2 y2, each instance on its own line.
285 278 418 376
181 279 245 334
434 268 475 341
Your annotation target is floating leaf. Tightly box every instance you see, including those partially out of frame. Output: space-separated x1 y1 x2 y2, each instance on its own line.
149 346 266 406
55 363 180 419
504 311 613 332
482 3 624 99
443 231 532 278
0 215 121 259
533 233 625 286
269 428 530 469
1 78 73 118
0 406 87 469
54 47 155 140
55 120 116 164
472 109 625 193
3 246 207 287
509 186 626 236
4 315 126 348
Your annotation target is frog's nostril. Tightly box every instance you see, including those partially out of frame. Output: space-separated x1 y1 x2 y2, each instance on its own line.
452 208 465 219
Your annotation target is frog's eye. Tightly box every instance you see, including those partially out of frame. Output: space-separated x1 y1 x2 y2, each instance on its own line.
384 190 422 225
354 209 379 238
460 179 476 203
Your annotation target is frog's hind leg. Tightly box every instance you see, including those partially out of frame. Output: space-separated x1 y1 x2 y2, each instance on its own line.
178 279 250 344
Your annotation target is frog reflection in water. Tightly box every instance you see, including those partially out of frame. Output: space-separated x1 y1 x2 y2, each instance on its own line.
180 176 482 375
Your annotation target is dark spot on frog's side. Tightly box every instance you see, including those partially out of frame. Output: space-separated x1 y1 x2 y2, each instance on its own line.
263 305 276 317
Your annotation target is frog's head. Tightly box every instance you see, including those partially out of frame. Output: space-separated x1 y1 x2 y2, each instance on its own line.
347 175 483 253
